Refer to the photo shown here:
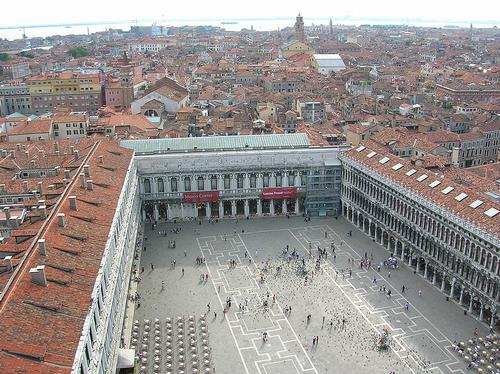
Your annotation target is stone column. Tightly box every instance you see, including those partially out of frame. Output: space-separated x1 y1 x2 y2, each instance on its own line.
153 204 159 221
459 288 464 305
424 262 428 278
479 302 484 321
469 293 474 314
244 174 250 189
432 269 437 285
441 273 446 292
407 252 412 265
181 203 185 219
194 204 199 218
450 277 456 299
283 172 288 187
270 200 275 215
231 200 236 216
490 307 496 328
257 199 262 216
244 200 249 217
219 201 224 218
295 198 300 214
416 258 421 273
206 202 211 218
282 199 287 214
142 206 147 221
231 174 237 190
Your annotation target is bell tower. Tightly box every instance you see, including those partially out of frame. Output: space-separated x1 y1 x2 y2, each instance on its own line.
294 13 305 43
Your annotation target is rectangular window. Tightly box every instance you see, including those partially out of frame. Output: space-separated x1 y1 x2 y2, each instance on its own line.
224 175 230 189
237 175 243 189
184 178 191 191
197 177 204 191
211 177 217 190
263 174 269 188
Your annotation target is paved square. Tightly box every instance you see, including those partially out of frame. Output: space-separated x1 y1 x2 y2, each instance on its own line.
132 217 488 374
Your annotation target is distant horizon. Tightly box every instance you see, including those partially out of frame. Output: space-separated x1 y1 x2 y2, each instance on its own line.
1 15 499 31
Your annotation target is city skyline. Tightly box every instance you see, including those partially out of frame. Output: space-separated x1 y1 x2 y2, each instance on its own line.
1 0 499 28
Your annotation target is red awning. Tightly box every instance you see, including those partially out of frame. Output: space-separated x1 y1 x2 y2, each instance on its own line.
183 191 219 203
262 187 297 200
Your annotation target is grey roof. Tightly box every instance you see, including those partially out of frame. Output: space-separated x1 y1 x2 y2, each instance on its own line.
121 134 310 154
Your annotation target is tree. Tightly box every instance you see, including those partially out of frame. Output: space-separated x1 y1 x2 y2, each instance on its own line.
0 52 9 61
68 46 89 58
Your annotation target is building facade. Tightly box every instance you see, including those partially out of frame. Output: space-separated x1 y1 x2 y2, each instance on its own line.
121 134 346 221
0 84 32 116
26 72 102 114
340 145 500 328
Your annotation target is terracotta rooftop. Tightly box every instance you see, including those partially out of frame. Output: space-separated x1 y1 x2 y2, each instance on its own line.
0 140 134 373
343 145 500 239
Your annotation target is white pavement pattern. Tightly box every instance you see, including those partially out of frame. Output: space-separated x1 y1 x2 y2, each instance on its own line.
133 217 488 374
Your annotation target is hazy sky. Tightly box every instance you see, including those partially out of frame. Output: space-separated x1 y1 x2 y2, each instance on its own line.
1 0 499 27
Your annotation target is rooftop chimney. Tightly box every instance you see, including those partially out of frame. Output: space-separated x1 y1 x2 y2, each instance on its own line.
37 181 43 194
3 207 10 220
79 173 85 188
83 164 90 177
38 239 47 256
16 144 21 151
69 196 77 210
74 150 79 161
4 256 13 272
62 178 68 187
64 169 70 179
98 155 103 164
53 142 59 153
57 213 65 227
22 181 29 193
25 150 29 157
30 160 36 168
70 146 75 155
0 184 5 194
1 150 6 158
11 150 15 159
9 217 19 228
86 180 93 191
54 166 60 175
55 150 60 156
29 265 47 286
39 205 47 219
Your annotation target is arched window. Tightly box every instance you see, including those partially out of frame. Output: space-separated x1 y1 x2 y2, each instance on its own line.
144 178 151 194
157 178 164 193
171 178 178 192
184 177 191 191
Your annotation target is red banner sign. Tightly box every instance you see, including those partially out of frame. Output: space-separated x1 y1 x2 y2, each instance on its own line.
183 191 219 203
262 187 297 200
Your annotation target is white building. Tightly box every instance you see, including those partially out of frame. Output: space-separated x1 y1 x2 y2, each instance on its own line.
313 54 346 75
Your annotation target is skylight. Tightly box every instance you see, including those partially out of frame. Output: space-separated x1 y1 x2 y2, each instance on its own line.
455 192 468 201
379 157 390 164
441 186 454 195
367 151 377 158
469 199 483 209
428 180 441 188
356 145 366 152
484 208 499 218
416 174 428 182
405 169 417 176
392 163 404 171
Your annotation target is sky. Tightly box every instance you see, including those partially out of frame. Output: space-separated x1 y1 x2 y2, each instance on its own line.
1 0 499 27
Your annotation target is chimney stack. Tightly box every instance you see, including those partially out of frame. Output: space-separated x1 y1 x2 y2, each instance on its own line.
79 173 85 188
3 207 10 220
54 166 60 175
83 164 90 177
10 150 15 159
69 196 77 210
62 178 68 187
57 213 65 227
29 265 47 287
0 184 5 193
30 160 36 168
22 181 29 193
39 205 47 219
4 256 13 272
9 217 19 228
53 142 59 153
55 150 60 156
1 150 6 158
70 146 75 155
38 239 47 256
86 180 93 191
98 155 103 164
74 150 79 161
25 150 29 157
37 181 43 194
16 144 21 151
64 169 70 179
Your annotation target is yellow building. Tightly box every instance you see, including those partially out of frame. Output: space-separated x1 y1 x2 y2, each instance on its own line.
280 40 315 59
26 71 102 114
